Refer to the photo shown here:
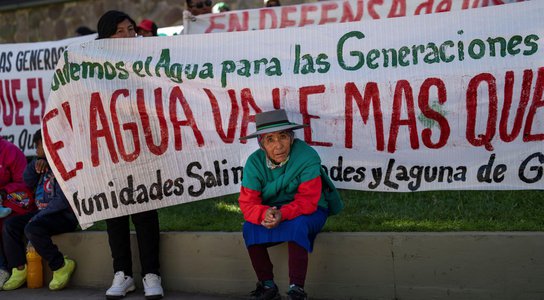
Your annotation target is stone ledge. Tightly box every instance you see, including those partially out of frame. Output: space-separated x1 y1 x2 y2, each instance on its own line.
45 232 544 300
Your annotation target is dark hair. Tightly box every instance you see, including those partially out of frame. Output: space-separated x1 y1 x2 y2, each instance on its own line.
186 0 212 8
146 22 158 36
75 26 96 36
265 0 281 7
33 129 42 145
97 10 136 39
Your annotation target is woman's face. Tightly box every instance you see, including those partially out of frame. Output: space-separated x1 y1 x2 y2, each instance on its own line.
110 19 136 39
261 131 292 164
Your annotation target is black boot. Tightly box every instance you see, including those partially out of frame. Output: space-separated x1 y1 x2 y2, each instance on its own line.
287 285 308 300
249 282 281 300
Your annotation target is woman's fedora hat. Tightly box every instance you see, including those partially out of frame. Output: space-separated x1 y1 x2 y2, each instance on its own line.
240 109 307 140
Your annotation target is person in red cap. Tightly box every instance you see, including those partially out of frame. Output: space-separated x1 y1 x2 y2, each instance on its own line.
137 19 158 37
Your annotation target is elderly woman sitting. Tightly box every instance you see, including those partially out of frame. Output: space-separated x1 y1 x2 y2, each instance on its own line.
239 109 343 300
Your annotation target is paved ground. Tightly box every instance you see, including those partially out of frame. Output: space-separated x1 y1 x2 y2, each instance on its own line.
1 287 247 299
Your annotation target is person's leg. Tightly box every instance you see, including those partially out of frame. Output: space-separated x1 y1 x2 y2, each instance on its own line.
132 210 163 299
25 212 78 291
247 243 280 299
24 212 78 271
287 242 308 287
3 212 36 269
0 210 28 270
1 212 35 289
0 219 10 271
105 215 138 299
0 216 7 270
287 242 309 299
248 244 274 282
106 215 132 276
0 215 9 287
131 210 160 276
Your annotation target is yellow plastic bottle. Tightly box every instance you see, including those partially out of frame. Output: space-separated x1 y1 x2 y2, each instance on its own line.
26 242 43 288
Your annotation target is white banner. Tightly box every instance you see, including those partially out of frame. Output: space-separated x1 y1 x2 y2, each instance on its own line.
157 25 184 36
183 0 526 34
45 1 543 225
0 35 95 155
0 1 525 157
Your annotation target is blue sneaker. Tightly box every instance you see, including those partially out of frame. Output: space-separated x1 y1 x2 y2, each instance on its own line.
0 206 12 218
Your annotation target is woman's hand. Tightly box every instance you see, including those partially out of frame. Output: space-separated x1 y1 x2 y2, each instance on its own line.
261 206 282 229
35 159 49 174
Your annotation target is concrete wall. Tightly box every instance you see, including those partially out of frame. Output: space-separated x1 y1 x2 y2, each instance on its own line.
45 232 544 300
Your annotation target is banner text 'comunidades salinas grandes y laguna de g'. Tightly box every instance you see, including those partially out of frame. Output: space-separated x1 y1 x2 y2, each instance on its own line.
44 1 543 225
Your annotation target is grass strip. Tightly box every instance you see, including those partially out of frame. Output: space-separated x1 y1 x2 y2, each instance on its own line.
87 190 544 232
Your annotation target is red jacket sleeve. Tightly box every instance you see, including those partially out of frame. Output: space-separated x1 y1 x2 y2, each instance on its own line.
279 176 322 221
238 186 269 225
